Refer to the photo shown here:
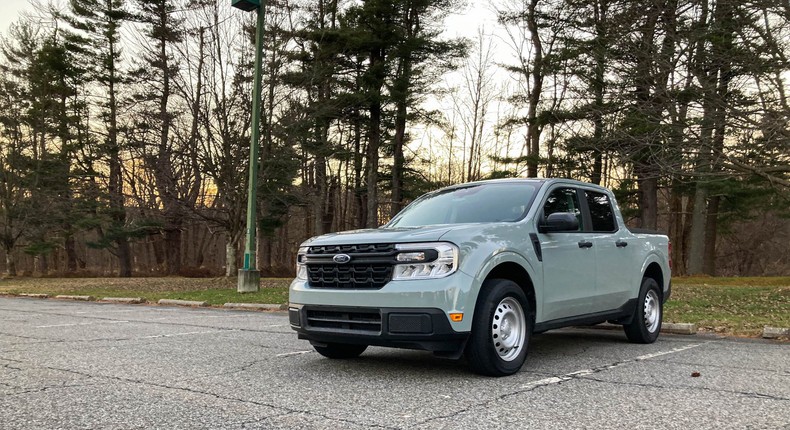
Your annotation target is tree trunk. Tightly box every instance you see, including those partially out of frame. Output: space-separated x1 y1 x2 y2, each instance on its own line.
525 0 543 178
314 155 327 235
366 45 384 228
637 172 658 230
366 97 380 228
687 182 708 275
151 239 164 271
225 236 237 278
391 84 408 217
65 235 78 273
164 228 181 275
117 238 132 277
702 195 719 275
668 181 686 275
353 104 366 229
5 251 16 277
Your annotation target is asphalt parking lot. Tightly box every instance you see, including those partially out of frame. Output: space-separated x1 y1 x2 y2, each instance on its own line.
1 297 788 429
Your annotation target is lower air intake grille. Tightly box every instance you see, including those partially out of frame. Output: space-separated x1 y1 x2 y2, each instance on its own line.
305 309 382 333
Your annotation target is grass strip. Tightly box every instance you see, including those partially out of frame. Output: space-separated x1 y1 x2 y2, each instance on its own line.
0 277 290 307
665 281 789 336
2 276 788 336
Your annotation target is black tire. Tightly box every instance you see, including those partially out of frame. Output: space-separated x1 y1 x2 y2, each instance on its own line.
465 279 532 377
624 277 662 343
312 343 368 359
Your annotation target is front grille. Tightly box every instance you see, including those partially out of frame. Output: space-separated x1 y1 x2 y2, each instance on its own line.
305 309 382 332
306 243 396 289
307 263 393 289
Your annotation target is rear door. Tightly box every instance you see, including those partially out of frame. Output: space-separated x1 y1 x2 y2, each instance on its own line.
537 186 598 321
583 189 634 311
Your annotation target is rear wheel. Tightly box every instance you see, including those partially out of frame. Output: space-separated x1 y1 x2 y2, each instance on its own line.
624 277 662 343
312 343 367 359
465 279 532 376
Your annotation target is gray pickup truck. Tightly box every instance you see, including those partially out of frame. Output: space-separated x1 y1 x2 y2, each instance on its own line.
289 178 671 376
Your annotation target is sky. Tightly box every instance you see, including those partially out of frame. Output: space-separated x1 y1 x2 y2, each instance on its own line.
1 0 33 34
0 0 500 39
0 0 512 177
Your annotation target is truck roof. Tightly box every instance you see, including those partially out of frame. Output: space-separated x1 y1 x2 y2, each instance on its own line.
436 177 611 193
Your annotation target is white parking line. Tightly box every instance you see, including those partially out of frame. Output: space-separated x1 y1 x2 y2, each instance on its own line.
521 343 704 390
74 310 140 314
276 350 313 358
140 330 227 339
35 320 130 328
201 315 255 319
633 343 703 361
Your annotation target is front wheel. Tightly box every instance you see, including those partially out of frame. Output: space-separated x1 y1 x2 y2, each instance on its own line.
312 343 367 359
465 279 532 377
624 277 662 343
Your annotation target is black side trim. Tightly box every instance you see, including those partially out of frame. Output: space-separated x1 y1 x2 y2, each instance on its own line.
533 299 637 333
529 233 542 262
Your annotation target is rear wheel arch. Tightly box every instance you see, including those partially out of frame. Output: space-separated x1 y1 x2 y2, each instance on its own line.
643 262 664 299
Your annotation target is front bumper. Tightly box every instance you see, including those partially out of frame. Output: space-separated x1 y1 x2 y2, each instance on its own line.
289 269 477 332
289 304 468 353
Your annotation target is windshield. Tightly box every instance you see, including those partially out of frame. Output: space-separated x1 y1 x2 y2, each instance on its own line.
387 182 540 228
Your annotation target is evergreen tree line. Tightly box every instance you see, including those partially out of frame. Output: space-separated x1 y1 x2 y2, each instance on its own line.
0 0 787 278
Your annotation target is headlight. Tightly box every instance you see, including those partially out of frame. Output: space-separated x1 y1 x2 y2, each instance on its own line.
392 242 458 280
295 246 308 280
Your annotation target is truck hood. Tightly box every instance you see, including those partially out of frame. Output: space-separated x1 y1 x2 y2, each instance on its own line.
302 225 457 246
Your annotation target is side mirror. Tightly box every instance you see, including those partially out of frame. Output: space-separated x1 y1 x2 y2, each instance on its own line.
539 212 580 233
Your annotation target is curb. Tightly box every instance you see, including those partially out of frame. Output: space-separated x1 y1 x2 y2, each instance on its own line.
55 295 95 301
101 297 145 304
661 322 697 335
19 293 49 298
762 326 790 339
158 299 208 307
586 322 697 335
223 303 286 311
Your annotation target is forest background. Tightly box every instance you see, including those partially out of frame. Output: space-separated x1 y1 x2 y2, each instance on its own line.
0 0 788 279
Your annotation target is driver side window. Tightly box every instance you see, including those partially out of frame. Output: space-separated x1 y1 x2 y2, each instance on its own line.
542 188 583 231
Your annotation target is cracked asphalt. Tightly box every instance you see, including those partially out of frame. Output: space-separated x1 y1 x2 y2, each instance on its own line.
1 297 788 429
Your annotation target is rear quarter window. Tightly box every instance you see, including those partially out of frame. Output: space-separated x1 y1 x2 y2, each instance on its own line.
585 190 617 232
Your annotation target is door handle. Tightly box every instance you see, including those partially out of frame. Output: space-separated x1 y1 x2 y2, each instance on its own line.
615 240 628 248
578 241 593 249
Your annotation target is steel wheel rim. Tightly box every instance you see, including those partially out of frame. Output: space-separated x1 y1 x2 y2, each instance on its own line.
644 289 661 333
491 297 526 362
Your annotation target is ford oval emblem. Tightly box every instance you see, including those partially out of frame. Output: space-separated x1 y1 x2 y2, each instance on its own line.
333 253 352 264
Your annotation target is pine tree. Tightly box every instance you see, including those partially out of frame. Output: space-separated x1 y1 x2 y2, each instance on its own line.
64 0 135 276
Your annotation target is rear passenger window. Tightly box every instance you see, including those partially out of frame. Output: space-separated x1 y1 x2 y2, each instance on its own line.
542 188 583 231
585 190 617 232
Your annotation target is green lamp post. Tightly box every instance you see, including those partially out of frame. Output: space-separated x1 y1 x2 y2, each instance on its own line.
233 0 265 292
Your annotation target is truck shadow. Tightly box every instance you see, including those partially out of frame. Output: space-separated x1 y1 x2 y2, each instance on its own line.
307 328 633 378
